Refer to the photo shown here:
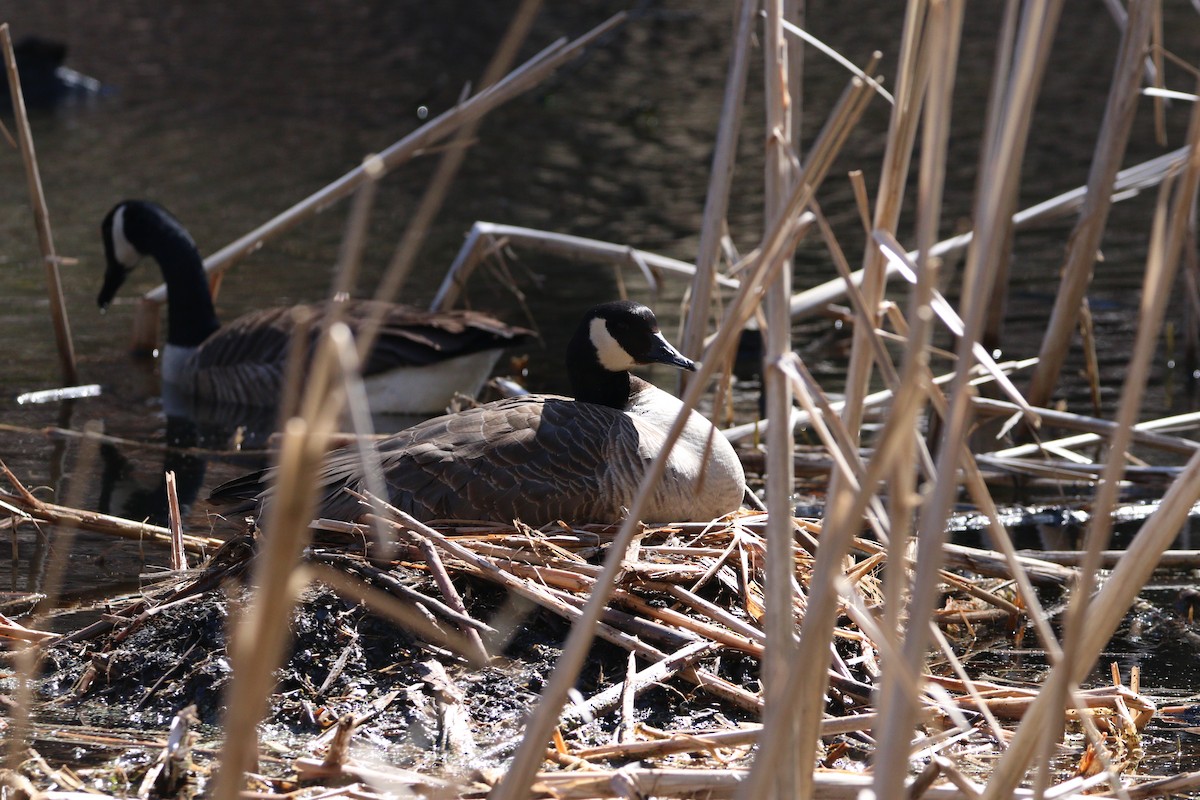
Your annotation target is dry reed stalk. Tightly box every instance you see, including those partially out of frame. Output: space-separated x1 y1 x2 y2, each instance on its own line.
927 624 1008 743
1026 549 1200 568
679 0 756 365
973 0 1021 351
983 83 1200 800
971 456 1187 483
211 326 357 799
741 7 938 799
308 551 495 637
786 143 1190 324
906 1 1066 793
356 0 542 359
0 24 76 384
760 1 802 796
835 0 927 443
612 589 763 657
887 0 964 635
572 713 881 763
779 356 892 544
976 401 1200 458
492 66 878 800
1024 0 1155 410
132 13 624 349
431 222 740 313
0 615 58 645
330 158 383 302
1150 0 1166 146
528 767 1102 800
874 230 1040 424
721 357 1037 443
661 584 766 643
409 535 491 664
0 487 222 555
293 157 384 424
855 298 1080 800
1045 142 1199 793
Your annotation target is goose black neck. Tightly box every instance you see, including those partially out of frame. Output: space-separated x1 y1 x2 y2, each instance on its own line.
566 326 632 409
131 202 220 347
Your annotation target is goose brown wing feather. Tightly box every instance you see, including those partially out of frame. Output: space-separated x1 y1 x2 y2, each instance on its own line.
189 301 529 405
338 300 533 374
190 307 294 405
246 395 644 525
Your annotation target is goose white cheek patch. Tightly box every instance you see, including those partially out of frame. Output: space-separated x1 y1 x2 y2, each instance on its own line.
111 204 141 268
590 317 637 370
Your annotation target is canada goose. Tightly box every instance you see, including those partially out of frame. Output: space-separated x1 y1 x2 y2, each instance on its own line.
4 36 104 109
211 301 746 525
97 200 532 414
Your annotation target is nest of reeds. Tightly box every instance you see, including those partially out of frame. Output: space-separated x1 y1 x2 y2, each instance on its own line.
6 494 1164 799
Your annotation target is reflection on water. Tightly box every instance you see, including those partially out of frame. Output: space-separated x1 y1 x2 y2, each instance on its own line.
0 4 1198 594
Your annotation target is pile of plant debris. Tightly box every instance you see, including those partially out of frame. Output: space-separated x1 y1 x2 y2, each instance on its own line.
6 502 1190 799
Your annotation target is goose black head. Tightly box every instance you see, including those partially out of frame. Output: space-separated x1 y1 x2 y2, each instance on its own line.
568 300 695 407
97 199 202 311
97 201 143 310
589 300 696 372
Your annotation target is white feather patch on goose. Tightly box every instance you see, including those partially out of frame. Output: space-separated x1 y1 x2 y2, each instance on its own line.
589 316 637 370
110 204 141 268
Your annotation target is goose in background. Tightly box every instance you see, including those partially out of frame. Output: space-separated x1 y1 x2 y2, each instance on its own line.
97 200 532 415
210 300 746 526
3 36 104 110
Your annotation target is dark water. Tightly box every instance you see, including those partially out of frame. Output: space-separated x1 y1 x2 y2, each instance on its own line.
3 0 1200 721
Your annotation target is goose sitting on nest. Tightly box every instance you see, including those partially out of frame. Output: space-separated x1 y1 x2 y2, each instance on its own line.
97 200 532 414
210 300 746 526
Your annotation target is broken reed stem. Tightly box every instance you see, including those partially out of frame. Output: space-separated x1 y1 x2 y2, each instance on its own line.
573 713 879 763
0 24 77 384
438 139 1188 343
679 0 756 364
559 641 716 729
0 487 222 554
406 534 491 664
1025 0 1155 410
165 471 187 572
976 400 1200 458
432 223 740 314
